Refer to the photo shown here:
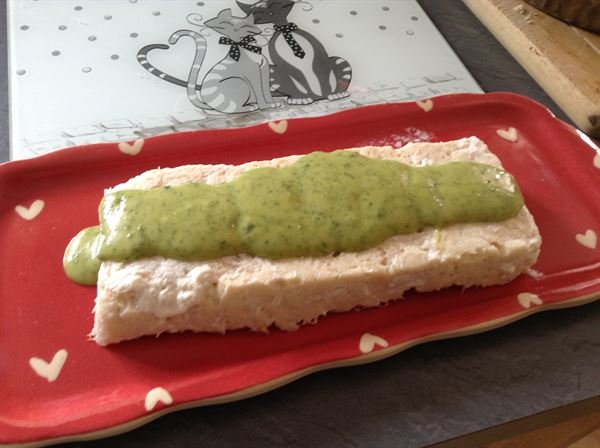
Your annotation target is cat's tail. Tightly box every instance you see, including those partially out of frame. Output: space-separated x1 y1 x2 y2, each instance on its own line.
137 44 194 89
169 30 211 110
269 65 286 98
331 57 352 94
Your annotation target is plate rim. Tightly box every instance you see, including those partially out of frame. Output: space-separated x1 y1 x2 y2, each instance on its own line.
1 92 598 173
5 293 598 448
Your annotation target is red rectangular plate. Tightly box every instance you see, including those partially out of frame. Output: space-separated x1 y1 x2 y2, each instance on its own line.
1 93 599 446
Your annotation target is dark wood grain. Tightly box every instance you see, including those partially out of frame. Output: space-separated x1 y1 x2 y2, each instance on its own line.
431 396 600 448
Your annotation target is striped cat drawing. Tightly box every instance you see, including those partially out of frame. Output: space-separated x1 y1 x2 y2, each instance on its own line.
237 0 352 105
137 9 280 113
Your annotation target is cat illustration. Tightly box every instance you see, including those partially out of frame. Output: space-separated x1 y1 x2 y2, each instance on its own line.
137 9 280 113
237 0 352 105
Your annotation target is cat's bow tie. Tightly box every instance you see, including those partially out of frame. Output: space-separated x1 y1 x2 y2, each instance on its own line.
273 23 305 59
219 36 262 61
274 23 299 33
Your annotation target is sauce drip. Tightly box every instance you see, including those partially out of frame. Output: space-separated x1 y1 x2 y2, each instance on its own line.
64 151 524 285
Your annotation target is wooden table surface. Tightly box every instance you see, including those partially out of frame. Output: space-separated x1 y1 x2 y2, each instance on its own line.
464 0 600 138
1 1 599 447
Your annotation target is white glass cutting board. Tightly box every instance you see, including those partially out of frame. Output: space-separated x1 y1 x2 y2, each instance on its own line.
7 0 481 159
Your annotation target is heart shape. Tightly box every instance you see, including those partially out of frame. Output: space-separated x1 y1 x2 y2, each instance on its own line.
15 199 45 221
497 127 518 142
359 333 389 354
118 139 144 156
145 387 173 411
29 349 68 382
593 153 600 169
268 120 288 135
575 229 597 249
517 292 543 309
416 99 433 112
141 36 203 83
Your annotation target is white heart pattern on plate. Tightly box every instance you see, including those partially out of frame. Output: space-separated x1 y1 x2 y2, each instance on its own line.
15 199 45 221
118 139 144 156
496 127 518 142
268 120 288 135
359 333 389 354
29 349 68 382
517 292 543 309
145 387 173 411
416 99 433 112
575 229 597 249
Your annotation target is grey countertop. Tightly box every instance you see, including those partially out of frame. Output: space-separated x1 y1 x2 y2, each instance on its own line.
1 1 599 447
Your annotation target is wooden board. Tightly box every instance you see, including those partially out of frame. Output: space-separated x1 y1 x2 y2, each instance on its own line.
463 0 600 137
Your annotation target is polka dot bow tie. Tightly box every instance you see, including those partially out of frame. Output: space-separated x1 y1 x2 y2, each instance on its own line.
219 36 262 61
274 23 305 58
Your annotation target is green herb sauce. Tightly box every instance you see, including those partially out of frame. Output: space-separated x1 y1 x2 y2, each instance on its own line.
63 225 103 285
63 151 524 285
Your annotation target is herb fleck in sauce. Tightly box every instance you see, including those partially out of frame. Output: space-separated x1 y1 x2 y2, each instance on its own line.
64 151 524 285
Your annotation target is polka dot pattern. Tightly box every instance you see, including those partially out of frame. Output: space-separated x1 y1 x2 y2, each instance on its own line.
219 36 261 61
273 23 305 59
